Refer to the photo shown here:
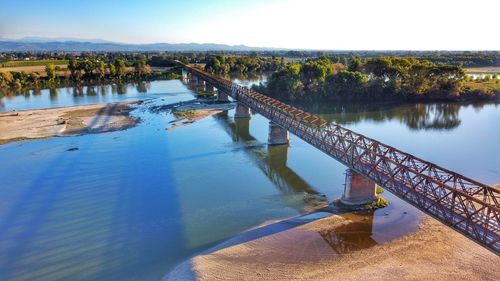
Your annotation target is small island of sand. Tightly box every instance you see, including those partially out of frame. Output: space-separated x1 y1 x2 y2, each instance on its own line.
0 102 139 144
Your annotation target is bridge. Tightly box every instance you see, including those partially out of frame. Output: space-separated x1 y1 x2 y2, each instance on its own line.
178 62 500 254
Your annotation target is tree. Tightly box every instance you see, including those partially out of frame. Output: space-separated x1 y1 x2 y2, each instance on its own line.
348 56 362 72
114 59 126 79
325 70 368 99
68 59 77 78
108 63 116 77
30 72 40 87
45 64 57 82
83 59 96 78
266 63 303 101
0 71 13 88
97 60 106 79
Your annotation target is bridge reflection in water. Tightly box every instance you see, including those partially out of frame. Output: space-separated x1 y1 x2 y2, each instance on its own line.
213 111 318 195
181 74 426 255
319 212 377 254
179 63 499 254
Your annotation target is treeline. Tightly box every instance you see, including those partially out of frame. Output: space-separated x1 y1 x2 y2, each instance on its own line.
417 53 500 68
0 58 180 91
253 57 499 102
204 55 287 75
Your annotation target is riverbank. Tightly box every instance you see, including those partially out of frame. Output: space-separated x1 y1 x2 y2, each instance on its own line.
0 101 139 144
164 206 500 281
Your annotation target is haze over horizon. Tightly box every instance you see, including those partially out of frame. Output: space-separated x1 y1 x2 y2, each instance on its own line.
1 0 499 50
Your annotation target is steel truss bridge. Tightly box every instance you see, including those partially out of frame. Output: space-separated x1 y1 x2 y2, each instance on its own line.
179 62 500 254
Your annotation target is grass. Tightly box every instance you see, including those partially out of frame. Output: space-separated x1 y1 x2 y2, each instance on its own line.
365 196 389 209
1 60 69 68
173 109 196 119
462 80 500 95
376 186 384 195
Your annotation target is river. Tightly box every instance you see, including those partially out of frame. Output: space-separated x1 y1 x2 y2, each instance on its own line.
0 78 498 280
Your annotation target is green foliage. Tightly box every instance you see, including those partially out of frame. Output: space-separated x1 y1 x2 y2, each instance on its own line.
262 56 484 102
173 109 195 120
365 197 389 209
347 56 362 72
0 71 14 88
325 70 368 99
0 57 179 91
204 55 286 75
45 64 57 82
376 186 384 194
114 58 127 78
265 63 303 101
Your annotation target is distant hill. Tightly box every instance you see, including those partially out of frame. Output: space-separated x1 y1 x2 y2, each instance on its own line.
0 38 278 52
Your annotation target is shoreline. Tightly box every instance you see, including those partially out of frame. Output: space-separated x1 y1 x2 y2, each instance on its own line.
164 200 500 281
0 101 139 145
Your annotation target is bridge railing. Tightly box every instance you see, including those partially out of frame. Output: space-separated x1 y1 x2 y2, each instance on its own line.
179 62 500 253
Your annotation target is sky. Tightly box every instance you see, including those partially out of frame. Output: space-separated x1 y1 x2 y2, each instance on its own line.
0 0 499 50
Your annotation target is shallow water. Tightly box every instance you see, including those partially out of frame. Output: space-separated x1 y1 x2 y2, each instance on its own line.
0 79 498 280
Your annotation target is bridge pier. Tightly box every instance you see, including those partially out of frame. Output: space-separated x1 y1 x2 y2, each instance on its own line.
341 169 378 205
206 85 216 95
234 103 251 118
216 90 230 102
234 117 251 142
268 122 290 145
181 69 188 81
188 74 198 85
197 79 206 92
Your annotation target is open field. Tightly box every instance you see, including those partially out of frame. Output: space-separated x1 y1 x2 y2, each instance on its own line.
0 64 68 74
464 67 500 74
463 80 500 94
0 59 69 67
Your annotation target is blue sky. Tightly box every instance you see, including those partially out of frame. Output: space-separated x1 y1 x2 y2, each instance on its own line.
1 0 499 50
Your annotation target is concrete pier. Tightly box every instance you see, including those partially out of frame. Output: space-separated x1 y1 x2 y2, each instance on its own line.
234 103 251 118
341 169 377 205
181 69 188 81
216 91 230 102
268 122 290 145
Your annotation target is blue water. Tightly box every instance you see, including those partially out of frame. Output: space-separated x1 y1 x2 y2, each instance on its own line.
0 79 498 280
0 81 189 111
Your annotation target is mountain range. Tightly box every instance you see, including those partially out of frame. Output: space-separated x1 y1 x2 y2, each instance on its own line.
0 37 278 52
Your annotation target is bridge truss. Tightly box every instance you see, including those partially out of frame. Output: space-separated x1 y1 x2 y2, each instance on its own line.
180 63 500 254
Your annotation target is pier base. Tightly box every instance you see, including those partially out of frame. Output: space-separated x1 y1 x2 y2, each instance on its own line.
217 91 230 102
341 169 378 205
268 122 290 145
234 103 251 118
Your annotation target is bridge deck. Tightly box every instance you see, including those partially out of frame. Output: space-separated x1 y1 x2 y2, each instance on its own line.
180 63 500 254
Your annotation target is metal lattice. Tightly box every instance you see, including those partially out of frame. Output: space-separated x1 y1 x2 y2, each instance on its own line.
180 62 500 254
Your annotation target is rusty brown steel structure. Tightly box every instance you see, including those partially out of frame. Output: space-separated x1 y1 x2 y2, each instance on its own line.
179 62 500 254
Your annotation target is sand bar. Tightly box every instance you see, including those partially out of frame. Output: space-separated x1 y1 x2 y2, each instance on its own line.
0 102 138 144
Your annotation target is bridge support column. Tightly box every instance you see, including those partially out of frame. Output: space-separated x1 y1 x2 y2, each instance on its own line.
234 118 251 141
234 103 251 118
341 169 377 205
181 69 188 81
268 121 290 145
188 74 197 84
206 85 216 95
217 91 230 102
197 79 206 91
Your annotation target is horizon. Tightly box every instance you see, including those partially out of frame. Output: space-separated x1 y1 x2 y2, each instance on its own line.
1 0 499 51
2 36 500 52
